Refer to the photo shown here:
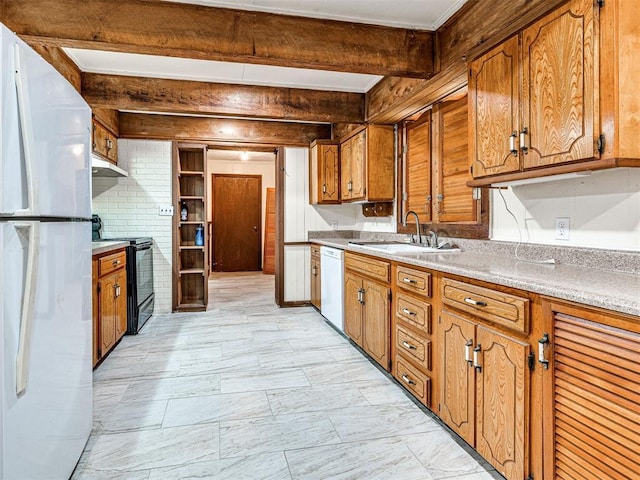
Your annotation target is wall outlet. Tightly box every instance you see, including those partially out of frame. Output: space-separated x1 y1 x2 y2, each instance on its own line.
331 221 338 230
555 217 570 240
159 205 174 216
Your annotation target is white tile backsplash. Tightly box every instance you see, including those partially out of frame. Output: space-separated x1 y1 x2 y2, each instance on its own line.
92 140 173 313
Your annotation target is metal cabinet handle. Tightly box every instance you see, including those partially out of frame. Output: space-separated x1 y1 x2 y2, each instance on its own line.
464 297 487 307
347 180 353 192
106 138 114 150
538 333 550 369
312 266 317 276
402 308 416 316
465 340 473 365
473 345 482 372
402 340 417 351
402 277 417 285
357 288 365 304
114 284 121 297
520 127 529 154
112 259 121 266
401 374 416 386
322 184 327 193
509 131 518 156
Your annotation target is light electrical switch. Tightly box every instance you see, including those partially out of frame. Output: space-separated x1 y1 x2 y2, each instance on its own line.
555 217 570 240
159 206 174 216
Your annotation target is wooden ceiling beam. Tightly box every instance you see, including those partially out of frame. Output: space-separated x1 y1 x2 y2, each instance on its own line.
119 113 331 146
82 73 364 124
2 0 435 78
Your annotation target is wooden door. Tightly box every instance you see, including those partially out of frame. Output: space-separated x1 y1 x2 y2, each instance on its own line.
262 187 276 274
344 272 363 347
544 309 640 480
114 269 128 340
212 174 262 272
340 139 352 201
521 0 598 169
349 130 367 201
440 310 475 445
403 112 432 222
469 35 520 178
321 144 340 203
475 325 529 480
434 96 477 223
362 279 390 371
98 274 117 354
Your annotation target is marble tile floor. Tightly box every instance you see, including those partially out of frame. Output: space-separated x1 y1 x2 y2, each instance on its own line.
72 272 502 480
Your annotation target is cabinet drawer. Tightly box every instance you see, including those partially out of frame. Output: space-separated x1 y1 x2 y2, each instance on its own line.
98 250 126 277
395 293 431 335
395 265 431 298
442 278 529 333
394 355 430 406
345 252 390 283
396 324 431 372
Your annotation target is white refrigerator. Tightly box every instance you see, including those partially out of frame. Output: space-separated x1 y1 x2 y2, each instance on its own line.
0 24 93 479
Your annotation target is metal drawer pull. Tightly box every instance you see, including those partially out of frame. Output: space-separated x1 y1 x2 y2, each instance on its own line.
464 297 487 307
538 333 550 369
402 277 418 285
473 345 482 372
402 308 416 316
402 341 417 350
520 127 529 154
112 259 121 266
401 374 416 386
509 131 518 156
312 266 317 276
114 284 121 297
465 340 473 365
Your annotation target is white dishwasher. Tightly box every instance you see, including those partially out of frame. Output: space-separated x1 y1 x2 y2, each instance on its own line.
320 246 344 332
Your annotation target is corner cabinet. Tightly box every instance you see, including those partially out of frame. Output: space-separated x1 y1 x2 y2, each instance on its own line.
173 143 209 312
92 116 118 164
340 125 394 203
344 252 391 370
310 140 340 204
469 0 640 186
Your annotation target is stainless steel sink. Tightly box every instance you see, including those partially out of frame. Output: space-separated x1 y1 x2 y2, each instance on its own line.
348 241 459 254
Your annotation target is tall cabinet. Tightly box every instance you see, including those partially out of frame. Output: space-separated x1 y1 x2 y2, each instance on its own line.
173 143 209 312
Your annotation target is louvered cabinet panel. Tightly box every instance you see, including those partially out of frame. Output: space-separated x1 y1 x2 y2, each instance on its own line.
404 112 432 222
548 312 640 480
435 96 477 223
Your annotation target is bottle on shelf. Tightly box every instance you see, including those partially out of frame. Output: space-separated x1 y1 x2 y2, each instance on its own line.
180 201 188 221
195 225 204 246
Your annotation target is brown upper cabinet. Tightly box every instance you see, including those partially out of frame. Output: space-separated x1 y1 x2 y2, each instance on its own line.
340 125 394 202
309 140 340 204
401 93 479 227
92 117 118 165
469 0 640 185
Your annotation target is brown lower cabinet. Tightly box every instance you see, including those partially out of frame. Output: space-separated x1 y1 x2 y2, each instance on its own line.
93 248 127 367
344 252 391 371
343 251 640 480
310 244 321 309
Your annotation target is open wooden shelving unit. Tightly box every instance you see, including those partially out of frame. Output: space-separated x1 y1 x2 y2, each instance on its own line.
173 143 209 312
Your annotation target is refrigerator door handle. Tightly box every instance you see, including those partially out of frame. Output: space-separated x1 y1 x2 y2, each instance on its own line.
14 221 40 396
13 43 38 216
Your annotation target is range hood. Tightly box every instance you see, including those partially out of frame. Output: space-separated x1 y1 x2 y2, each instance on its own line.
91 156 128 177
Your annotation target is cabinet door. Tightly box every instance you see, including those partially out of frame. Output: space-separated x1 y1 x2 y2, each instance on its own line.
340 139 352 201
434 96 477 223
522 0 597 169
98 275 117 354
321 144 340 203
106 132 118 164
310 256 321 309
92 120 109 160
362 279 390 371
469 35 520 178
403 113 432 222
344 272 363 347
114 269 127 340
476 326 529 480
349 130 367 201
440 310 475 445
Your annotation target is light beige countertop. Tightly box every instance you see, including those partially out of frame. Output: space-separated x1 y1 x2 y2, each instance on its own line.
311 238 640 317
92 241 130 256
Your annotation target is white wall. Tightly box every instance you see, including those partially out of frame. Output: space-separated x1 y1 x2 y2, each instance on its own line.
491 168 640 251
92 140 174 313
206 152 276 257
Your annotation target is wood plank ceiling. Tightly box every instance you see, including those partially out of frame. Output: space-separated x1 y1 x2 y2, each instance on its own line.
0 0 570 146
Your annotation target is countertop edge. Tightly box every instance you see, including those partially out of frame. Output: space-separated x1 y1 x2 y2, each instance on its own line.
311 239 640 317
92 241 130 256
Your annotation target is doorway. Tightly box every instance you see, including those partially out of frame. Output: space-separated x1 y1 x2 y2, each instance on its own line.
211 174 262 272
